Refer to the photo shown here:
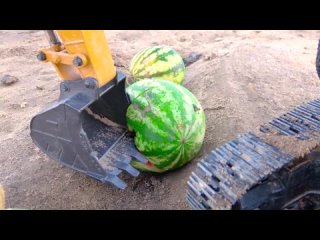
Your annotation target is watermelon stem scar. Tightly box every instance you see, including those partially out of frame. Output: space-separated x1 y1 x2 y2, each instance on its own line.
146 161 154 167
131 91 153 118
132 103 151 118
193 104 201 112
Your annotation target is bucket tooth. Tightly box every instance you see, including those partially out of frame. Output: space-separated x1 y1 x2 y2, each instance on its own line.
103 172 127 190
127 148 148 164
113 155 140 177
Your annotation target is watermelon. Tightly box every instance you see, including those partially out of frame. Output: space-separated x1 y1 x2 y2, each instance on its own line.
129 46 186 85
126 79 206 172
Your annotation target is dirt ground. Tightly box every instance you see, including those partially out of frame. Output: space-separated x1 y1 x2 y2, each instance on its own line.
0 30 320 210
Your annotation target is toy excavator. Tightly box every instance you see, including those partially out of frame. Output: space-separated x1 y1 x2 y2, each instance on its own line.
30 30 320 210
31 30 148 190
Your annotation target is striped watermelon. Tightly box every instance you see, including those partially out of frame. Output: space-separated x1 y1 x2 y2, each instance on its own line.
129 46 186 85
126 79 206 172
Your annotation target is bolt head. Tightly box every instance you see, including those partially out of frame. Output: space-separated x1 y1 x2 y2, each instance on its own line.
37 52 46 61
73 56 83 67
61 84 69 92
84 78 97 89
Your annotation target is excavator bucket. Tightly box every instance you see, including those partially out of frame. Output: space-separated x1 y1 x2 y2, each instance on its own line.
30 71 147 189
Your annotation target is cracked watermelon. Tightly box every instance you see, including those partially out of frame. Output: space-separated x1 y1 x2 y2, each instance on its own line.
126 79 206 172
129 46 186 85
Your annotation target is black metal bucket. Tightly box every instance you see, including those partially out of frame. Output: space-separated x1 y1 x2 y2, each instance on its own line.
30 72 147 189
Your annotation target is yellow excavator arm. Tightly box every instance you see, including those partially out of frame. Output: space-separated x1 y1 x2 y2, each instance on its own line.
0 185 4 210
37 30 116 87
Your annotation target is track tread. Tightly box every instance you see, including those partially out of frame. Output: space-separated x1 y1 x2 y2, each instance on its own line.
187 98 320 209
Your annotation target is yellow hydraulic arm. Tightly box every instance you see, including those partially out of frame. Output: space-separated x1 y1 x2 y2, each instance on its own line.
0 185 4 210
37 30 116 87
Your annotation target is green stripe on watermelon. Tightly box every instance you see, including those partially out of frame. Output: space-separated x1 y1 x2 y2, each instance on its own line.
136 62 185 80
129 46 186 85
130 47 163 73
133 53 183 79
130 47 153 71
132 48 177 76
130 47 163 72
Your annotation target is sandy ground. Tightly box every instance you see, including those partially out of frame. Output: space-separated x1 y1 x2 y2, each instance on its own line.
0 30 320 210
